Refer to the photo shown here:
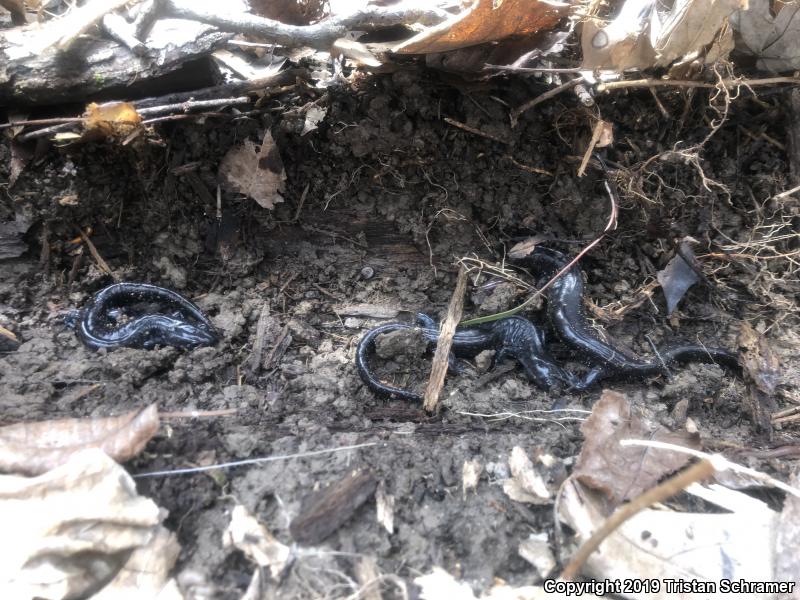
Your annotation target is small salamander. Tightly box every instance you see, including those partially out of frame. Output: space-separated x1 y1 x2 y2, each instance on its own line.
516 246 740 388
66 282 219 350
356 313 578 401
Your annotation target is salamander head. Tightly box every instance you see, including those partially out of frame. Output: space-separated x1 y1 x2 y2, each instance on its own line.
163 319 219 348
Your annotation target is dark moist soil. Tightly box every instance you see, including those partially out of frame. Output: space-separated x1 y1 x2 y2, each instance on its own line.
1 69 799 598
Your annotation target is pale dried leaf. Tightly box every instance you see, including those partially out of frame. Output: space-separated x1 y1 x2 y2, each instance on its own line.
0 403 160 476
219 130 286 209
301 105 328 136
462 458 482 498
332 38 383 67
651 0 745 66
223 505 291 580
394 0 568 55
518 533 555 578
92 526 181 600
573 390 700 506
775 473 800 592
581 0 743 70
0 448 165 599
733 0 800 71
559 478 778 594
376 480 395 535
502 446 551 504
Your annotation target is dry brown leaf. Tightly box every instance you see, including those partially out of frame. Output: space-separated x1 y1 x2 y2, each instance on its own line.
0 403 160 476
0 0 26 25
219 130 286 210
394 0 569 55
85 101 143 139
573 390 700 506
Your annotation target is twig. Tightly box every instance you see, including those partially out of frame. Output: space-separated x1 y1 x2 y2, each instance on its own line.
577 119 605 177
772 405 800 419
248 303 271 375
17 97 252 142
619 439 800 498
511 76 584 126
443 117 510 145
163 0 448 50
133 441 379 478
76 227 116 279
772 183 800 200
505 155 553 176
597 76 800 93
560 459 716 580
484 64 583 74
423 267 468 413
159 408 238 418
0 117 83 130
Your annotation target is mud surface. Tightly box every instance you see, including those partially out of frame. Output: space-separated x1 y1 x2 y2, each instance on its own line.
1 70 798 597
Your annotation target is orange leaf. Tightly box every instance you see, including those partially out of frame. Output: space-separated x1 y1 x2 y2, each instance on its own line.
394 0 570 55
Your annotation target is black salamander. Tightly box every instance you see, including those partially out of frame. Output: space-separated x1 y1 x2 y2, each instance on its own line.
516 246 740 389
356 312 578 401
66 282 218 350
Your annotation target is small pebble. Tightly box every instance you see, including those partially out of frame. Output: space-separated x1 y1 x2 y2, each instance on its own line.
360 266 375 280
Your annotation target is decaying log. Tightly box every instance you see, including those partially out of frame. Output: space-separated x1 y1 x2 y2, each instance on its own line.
0 3 448 106
0 25 231 105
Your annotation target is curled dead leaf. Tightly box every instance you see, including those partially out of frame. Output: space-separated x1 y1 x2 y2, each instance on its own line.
0 403 160 476
573 390 700 506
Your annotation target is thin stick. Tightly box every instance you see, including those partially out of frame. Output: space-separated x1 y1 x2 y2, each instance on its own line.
560 459 716 580
597 76 800 93
484 64 583 74
159 408 238 418
76 227 116 279
506 155 553 176
443 117 510 145
133 441 379 478
772 405 800 419
619 439 800 498
577 120 605 177
511 76 584 125
423 267 468 413
0 117 84 130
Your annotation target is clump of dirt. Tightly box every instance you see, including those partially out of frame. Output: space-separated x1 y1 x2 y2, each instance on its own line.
1 68 798 598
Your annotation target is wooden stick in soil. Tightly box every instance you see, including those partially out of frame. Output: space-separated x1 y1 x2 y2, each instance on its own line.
423 267 468 413
560 459 716 581
76 227 116 279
